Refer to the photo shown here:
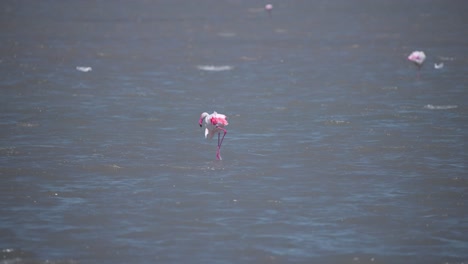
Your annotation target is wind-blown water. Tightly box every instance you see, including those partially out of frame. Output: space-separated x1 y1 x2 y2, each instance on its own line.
1 1 467 263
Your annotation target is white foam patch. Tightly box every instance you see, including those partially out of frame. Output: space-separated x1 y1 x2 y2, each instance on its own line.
424 104 458 110
326 120 350 125
76 66 92 72
197 65 233 72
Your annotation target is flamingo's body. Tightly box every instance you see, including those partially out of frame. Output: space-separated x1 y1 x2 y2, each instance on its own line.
408 51 426 66
199 111 228 160
408 51 426 78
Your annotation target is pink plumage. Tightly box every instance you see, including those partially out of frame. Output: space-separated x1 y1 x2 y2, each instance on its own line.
408 51 426 65
210 116 228 126
199 111 228 160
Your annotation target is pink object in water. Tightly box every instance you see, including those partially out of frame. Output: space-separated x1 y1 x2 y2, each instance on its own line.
265 4 273 15
408 51 426 66
408 51 426 78
199 111 228 160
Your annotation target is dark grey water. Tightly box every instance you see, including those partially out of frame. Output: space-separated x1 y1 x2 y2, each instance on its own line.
1 1 467 263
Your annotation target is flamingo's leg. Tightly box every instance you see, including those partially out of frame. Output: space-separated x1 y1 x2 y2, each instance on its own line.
216 127 227 160
217 127 227 148
216 133 222 160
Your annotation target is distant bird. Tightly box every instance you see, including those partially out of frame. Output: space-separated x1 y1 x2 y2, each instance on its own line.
199 111 229 160
408 51 426 78
265 4 273 16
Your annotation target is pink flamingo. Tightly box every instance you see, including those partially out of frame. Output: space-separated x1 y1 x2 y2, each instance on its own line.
199 111 228 160
408 51 426 78
265 4 273 16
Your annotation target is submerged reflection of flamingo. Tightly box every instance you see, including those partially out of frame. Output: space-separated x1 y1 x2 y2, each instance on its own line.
199 111 228 160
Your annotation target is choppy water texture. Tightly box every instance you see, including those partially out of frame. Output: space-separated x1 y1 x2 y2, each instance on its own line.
1 1 467 263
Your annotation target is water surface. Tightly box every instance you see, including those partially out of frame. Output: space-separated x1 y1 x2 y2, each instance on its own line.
1 1 467 263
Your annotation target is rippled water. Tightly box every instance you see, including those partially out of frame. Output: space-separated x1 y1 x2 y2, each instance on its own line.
1 1 467 263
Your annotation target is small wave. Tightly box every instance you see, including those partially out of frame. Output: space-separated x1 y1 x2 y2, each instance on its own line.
197 65 233 72
325 120 350 125
438 56 455 61
424 104 458 110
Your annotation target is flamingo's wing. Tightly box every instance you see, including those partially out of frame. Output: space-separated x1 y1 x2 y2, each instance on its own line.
210 116 228 126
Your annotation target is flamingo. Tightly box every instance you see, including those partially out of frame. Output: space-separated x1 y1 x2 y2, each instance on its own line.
408 51 426 78
265 4 273 16
199 111 228 160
